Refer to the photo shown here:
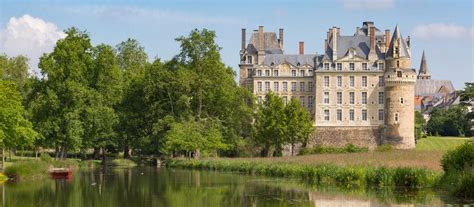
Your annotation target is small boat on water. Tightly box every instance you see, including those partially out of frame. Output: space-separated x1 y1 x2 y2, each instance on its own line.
49 168 72 179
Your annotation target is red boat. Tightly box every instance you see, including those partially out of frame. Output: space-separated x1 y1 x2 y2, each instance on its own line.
49 168 73 179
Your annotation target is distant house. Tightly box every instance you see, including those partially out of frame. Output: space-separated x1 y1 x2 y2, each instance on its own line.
414 51 459 115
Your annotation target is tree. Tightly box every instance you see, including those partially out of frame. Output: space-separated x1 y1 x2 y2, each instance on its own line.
427 106 470 137
0 80 37 167
162 119 227 158
254 92 286 157
29 27 93 158
460 82 474 103
284 98 314 155
0 54 29 91
115 38 149 158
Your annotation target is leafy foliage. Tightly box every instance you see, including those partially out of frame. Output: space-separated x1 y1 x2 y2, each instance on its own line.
427 105 470 137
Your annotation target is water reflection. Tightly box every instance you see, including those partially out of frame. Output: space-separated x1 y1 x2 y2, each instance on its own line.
0 167 465 207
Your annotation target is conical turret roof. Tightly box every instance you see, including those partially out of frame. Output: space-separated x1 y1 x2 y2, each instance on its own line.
386 25 411 58
419 51 429 75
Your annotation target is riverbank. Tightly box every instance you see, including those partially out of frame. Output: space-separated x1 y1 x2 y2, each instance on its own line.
166 159 440 188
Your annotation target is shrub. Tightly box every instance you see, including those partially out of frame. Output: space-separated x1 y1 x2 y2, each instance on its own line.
393 167 437 189
298 144 368 155
4 160 49 180
366 167 394 187
40 153 53 162
453 173 474 199
441 141 474 173
376 144 393 152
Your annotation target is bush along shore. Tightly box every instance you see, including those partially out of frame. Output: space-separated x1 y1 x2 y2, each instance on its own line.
165 142 474 200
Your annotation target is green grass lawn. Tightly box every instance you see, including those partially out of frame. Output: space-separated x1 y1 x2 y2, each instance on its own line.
416 136 471 151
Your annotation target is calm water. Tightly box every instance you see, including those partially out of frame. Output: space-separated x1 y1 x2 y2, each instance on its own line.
0 167 468 207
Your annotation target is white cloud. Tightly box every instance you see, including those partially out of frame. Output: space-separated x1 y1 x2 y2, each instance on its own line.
64 5 244 25
0 15 66 75
342 0 395 10
412 23 474 41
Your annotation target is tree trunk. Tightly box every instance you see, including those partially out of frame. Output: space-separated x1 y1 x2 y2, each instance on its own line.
101 147 107 168
123 145 130 159
1 148 4 170
291 144 295 156
55 146 59 160
93 147 101 160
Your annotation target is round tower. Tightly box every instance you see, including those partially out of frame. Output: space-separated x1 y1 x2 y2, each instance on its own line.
383 26 416 149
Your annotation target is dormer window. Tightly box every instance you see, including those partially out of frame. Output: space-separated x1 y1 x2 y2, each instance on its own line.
397 71 402 77
297 62 301 67
324 63 330 70
362 63 367 70
349 63 355 71
337 63 342 70
271 62 274 66
378 63 384 70
248 56 253 64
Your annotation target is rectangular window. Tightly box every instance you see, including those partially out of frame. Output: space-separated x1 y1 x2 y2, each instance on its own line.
300 96 305 107
257 82 262 92
362 63 368 70
308 96 313 108
248 56 253 64
324 63 330 70
337 109 342 121
265 70 270 76
362 92 367 104
292 70 297 76
324 76 330 87
324 109 330 121
378 109 384 121
397 71 402 77
283 82 288 92
300 82 305 92
274 70 279 77
337 92 342 104
308 82 314 92
247 69 252 77
395 113 399 122
257 70 262 76
265 82 270 92
379 92 384 104
283 96 288 104
349 63 355 71
337 76 342 87
300 70 305 77
379 76 384 87
400 97 404 104
324 92 329 104
349 109 355 121
291 82 296 92
379 63 384 70
337 63 342 71
362 76 368 87
350 76 355 87
308 70 313 75
362 109 367 121
274 82 279 92
349 92 355 104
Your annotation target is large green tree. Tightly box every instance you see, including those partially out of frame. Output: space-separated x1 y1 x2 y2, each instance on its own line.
254 92 286 157
284 98 313 156
0 80 37 166
427 106 470 137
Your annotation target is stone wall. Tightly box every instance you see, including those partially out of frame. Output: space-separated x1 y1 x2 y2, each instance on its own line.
308 126 383 149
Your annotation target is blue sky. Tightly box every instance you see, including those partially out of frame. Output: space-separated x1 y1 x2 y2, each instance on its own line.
0 0 472 89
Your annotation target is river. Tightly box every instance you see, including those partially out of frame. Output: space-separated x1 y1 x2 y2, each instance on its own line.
0 167 467 206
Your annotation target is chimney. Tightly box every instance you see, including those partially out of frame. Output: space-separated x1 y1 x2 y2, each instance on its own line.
327 31 330 41
324 39 328 51
241 28 246 51
407 36 411 47
356 27 360 35
299 41 304 55
369 26 375 51
332 27 338 61
258 26 264 52
385 30 390 51
279 28 284 49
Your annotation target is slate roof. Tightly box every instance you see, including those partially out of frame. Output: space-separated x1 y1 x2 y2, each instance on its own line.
418 51 429 75
415 79 455 96
262 54 318 67
325 35 384 60
386 25 411 58
247 32 281 54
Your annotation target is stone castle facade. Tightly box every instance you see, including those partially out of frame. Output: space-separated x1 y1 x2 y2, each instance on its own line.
239 22 417 149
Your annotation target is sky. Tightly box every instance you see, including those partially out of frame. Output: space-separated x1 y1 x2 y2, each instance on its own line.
0 0 472 89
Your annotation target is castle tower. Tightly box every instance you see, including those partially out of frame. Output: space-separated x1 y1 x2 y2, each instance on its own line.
383 25 417 149
417 51 431 80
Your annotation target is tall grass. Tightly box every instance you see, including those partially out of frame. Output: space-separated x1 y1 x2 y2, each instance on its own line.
165 159 439 190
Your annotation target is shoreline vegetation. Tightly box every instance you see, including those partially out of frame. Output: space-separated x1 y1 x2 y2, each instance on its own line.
165 141 473 200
